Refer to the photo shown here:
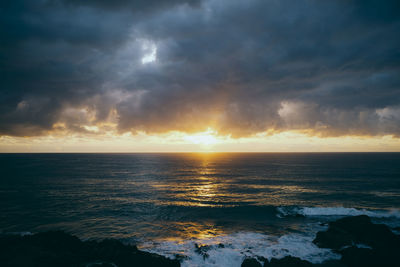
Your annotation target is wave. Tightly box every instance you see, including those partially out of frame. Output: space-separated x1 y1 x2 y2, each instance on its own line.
157 205 400 221
155 205 279 221
277 206 400 218
141 232 339 267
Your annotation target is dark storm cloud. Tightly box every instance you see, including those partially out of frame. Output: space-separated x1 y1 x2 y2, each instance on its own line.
1 0 399 137
59 0 201 11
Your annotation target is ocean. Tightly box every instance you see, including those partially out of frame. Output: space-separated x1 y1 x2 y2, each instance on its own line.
1 153 399 266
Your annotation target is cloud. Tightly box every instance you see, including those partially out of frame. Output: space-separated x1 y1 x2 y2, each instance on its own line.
0 0 399 137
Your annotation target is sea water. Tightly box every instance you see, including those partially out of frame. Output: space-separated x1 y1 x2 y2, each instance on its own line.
1 153 399 266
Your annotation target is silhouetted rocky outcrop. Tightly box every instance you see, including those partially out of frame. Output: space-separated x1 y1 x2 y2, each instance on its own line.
264 255 312 267
0 231 180 267
313 215 400 250
313 215 400 267
241 257 262 267
242 215 400 267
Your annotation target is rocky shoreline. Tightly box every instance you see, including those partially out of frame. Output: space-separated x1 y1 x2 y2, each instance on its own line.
1 215 399 267
0 231 179 267
242 215 400 267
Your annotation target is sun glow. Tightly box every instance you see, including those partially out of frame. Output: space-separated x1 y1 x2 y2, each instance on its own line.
1 130 400 152
183 128 221 146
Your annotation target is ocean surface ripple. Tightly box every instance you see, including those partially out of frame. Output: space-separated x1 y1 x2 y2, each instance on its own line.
1 153 399 266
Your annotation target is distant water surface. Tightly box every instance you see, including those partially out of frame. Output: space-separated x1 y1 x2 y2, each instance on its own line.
1 153 399 266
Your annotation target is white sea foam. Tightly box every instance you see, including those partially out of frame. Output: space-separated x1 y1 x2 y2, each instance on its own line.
277 206 400 218
141 232 340 267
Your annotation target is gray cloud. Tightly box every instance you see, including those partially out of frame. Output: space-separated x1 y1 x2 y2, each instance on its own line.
1 0 399 137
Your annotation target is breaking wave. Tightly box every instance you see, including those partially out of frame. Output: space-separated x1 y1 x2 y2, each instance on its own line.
277 206 400 218
141 232 340 267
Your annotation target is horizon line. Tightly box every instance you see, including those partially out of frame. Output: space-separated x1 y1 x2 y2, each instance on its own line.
1 151 400 154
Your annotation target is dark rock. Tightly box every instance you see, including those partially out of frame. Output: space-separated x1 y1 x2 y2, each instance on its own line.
174 254 189 262
313 215 400 267
240 216 398 267
261 257 344 267
0 231 180 267
340 245 400 267
313 215 400 250
340 246 377 267
264 256 312 267
242 258 262 267
194 243 211 259
313 260 347 267
313 260 345 267
256 256 268 263
87 263 117 267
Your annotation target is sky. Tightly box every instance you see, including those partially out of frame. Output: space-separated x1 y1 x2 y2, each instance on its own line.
1 0 400 152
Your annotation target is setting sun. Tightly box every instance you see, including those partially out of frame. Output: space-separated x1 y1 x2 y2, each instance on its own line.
183 128 220 146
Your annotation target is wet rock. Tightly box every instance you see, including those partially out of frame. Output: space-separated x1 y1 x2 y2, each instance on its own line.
264 256 312 267
241 257 262 267
313 215 400 250
174 254 189 262
241 216 398 267
242 257 263 267
87 263 117 267
257 257 343 267
313 260 345 267
313 215 400 267
340 245 400 267
339 246 377 267
256 256 268 263
0 231 180 267
194 243 211 259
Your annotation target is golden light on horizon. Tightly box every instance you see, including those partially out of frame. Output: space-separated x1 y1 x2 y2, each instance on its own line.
1 129 400 152
183 128 222 148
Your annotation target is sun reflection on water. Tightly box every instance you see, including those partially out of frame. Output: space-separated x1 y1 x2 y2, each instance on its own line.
147 153 323 208
157 222 225 242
